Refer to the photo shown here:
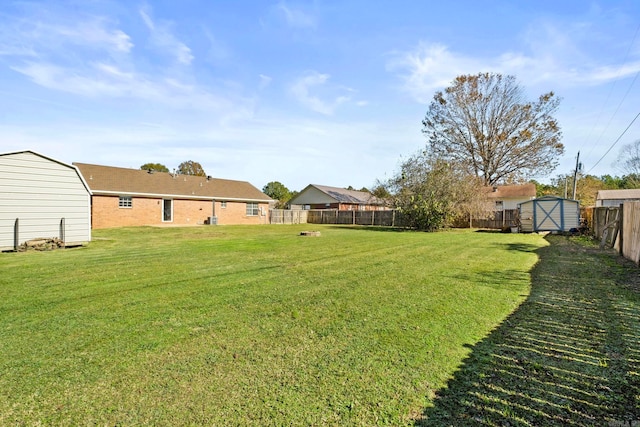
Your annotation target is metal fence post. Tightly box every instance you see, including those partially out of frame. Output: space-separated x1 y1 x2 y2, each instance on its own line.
60 218 66 245
14 218 19 251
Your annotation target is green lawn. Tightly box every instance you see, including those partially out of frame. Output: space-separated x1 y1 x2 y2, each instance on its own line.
1 225 547 425
418 235 640 426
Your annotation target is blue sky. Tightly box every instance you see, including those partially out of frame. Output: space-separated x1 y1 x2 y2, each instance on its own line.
1 1 639 192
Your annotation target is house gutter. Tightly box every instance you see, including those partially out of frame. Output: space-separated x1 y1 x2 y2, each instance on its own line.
91 190 271 203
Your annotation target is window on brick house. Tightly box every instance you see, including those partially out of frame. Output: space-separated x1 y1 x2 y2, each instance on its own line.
119 196 132 208
221 201 227 208
246 202 259 216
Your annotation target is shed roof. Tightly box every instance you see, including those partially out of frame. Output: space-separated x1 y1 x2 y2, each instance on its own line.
519 195 580 205
2 150 91 194
596 189 640 200
484 183 537 199
74 163 272 202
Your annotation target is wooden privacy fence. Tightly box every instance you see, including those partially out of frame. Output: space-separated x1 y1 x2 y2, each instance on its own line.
290 209 410 227
268 210 308 224
307 209 406 226
470 209 519 229
590 203 640 265
589 207 621 248
270 209 517 229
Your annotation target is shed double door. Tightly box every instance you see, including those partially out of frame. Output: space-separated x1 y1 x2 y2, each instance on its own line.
533 198 565 231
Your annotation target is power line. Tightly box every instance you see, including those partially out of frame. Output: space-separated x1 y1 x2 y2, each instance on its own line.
586 69 640 158
584 22 640 159
585 110 640 174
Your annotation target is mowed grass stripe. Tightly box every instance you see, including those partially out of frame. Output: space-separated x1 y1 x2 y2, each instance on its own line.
0 225 546 425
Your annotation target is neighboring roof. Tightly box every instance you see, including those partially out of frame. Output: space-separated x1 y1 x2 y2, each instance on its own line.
2 150 91 194
313 184 384 204
596 189 640 200
485 183 537 199
74 163 272 202
291 184 386 205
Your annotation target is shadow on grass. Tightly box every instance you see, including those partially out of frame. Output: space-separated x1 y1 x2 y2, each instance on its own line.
324 225 410 232
416 235 640 426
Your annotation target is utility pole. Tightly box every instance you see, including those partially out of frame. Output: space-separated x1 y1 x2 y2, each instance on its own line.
572 151 580 200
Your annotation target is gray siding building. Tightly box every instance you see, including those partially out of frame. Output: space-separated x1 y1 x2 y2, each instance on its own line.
595 189 640 207
519 196 580 233
0 151 91 251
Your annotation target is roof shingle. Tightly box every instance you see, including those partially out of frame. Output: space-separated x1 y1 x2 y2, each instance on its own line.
484 183 537 199
74 163 272 202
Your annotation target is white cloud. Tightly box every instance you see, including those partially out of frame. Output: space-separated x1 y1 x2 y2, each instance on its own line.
0 15 133 56
388 43 485 102
63 21 134 53
10 61 249 117
275 1 316 29
0 4 253 117
259 74 272 89
202 28 231 64
290 71 351 115
139 5 194 65
390 28 640 104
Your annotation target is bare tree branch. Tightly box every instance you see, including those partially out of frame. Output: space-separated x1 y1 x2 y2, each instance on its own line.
422 73 563 185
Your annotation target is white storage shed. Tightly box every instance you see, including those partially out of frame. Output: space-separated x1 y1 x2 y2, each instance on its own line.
519 195 580 233
0 151 91 251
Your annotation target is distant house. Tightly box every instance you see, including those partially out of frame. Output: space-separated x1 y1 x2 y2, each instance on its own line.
74 163 272 229
1 150 91 250
485 183 537 211
289 184 388 211
595 189 640 207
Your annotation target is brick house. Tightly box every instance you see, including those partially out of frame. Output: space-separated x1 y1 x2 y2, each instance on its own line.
74 163 272 229
288 184 388 211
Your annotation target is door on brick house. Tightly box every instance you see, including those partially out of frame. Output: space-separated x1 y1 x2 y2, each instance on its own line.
163 199 173 222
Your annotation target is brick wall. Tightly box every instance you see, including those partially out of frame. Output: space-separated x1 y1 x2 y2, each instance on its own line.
92 195 269 228
92 196 159 229
173 199 212 225
214 201 269 225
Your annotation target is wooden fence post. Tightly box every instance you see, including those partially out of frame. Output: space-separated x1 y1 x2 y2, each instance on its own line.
619 204 624 254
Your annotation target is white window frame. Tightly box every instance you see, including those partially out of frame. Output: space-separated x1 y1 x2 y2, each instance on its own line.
246 202 259 216
119 196 132 208
221 201 227 208
162 199 173 222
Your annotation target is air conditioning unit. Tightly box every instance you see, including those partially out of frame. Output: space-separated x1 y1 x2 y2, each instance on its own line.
208 216 218 225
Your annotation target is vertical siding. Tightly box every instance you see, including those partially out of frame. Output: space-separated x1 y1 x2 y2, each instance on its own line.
0 152 91 250
535 199 579 231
